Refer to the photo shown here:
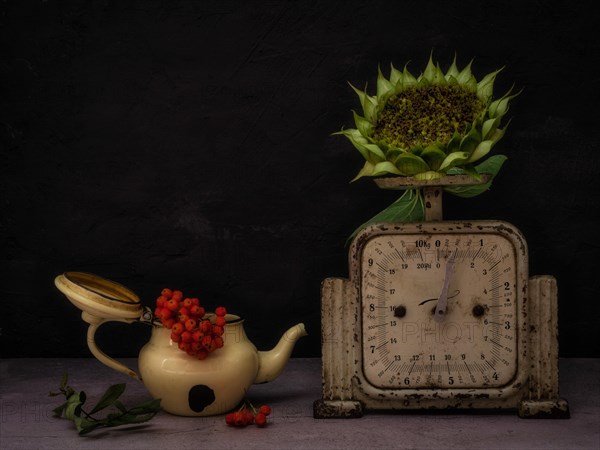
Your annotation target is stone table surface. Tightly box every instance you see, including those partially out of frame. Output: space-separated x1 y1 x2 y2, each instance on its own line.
1 358 598 449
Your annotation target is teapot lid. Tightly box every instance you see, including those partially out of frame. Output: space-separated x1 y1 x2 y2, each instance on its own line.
55 272 142 320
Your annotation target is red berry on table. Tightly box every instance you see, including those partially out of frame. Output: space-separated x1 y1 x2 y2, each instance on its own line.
172 290 183 301
182 298 193 308
243 409 255 425
161 288 173 299
233 411 245 427
259 405 272 416
225 413 235 425
190 297 200 306
170 331 181 342
254 412 267 427
156 295 168 307
215 306 227 317
163 318 176 329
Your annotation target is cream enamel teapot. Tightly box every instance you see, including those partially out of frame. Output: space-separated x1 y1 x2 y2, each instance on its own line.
55 272 307 416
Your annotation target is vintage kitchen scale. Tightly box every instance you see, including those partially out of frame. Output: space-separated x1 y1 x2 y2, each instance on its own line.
313 175 570 419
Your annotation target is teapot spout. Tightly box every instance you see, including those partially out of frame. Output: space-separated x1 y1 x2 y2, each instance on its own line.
255 323 307 384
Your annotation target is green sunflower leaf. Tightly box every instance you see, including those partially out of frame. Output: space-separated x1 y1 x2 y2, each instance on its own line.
377 65 394 98
372 161 403 177
348 189 425 243
349 83 378 122
402 64 417 88
446 131 462 153
390 63 403 85
482 117 500 140
353 111 373 136
363 143 387 161
445 75 458 85
393 152 430 176
456 60 473 84
423 56 446 84
438 151 470 171
411 145 424 157
464 74 478 91
488 125 506 143
351 161 375 181
368 189 424 223
488 90 519 119
455 163 481 180
334 128 385 162
445 56 460 80
349 82 366 105
477 68 503 102
417 75 431 87
420 144 447 171
385 147 404 161
459 127 481 155
414 170 444 180
489 97 506 118
445 154 507 197
363 96 378 123
467 139 495 163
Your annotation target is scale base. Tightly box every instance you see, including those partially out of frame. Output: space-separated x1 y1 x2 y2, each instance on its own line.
313 400 571 419
518 399 570 419
314 271 570 419
313 400 363 419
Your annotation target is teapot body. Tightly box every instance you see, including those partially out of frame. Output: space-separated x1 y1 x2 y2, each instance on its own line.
139 318 259 416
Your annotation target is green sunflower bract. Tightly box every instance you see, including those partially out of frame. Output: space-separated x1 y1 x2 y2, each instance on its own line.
336 56 517 182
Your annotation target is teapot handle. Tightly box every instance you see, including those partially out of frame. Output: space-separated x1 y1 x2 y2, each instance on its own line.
82 311 141 380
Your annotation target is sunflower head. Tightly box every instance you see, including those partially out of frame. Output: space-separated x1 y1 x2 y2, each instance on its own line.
336 55 517 181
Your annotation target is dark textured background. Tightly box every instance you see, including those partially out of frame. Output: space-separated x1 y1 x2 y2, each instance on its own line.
1 0 598 358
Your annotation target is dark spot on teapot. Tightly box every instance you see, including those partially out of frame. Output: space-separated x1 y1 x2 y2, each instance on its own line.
188 384 215 413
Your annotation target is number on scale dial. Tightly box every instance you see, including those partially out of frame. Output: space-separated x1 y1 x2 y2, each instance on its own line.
361 233 517 389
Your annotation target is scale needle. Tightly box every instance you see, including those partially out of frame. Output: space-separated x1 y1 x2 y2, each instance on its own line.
434 256 455 322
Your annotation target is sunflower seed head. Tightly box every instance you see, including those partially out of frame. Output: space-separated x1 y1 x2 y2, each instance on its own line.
373 84 484 149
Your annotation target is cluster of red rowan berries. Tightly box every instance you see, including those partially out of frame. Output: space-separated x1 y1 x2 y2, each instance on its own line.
154 288 227 359
225 403 272 428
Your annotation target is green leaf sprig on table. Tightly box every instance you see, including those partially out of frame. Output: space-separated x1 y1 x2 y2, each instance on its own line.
49 373 161 435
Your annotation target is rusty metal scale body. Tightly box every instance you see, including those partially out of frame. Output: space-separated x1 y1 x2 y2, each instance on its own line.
314 176 569 419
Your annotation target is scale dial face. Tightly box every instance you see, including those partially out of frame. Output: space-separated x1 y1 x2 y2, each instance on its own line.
359 227 522 390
